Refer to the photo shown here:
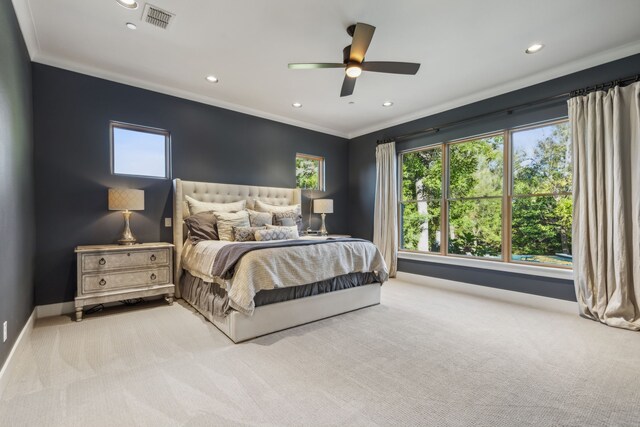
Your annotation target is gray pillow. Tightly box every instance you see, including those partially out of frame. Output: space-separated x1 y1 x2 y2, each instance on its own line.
184 211 218 242
273 210 303 234
247 209 273 227
214 211 250 241
233 226 266 242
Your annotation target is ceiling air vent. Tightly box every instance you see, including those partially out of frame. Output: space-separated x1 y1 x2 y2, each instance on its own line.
142 4 174 29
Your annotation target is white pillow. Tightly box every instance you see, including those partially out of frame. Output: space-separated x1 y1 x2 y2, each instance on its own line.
254 200 301 216
213 211 250 241
185 195 246 215
266 224 299 239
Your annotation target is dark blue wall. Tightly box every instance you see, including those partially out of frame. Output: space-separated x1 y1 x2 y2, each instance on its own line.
32 64 349 305
0 0 35 367
348 53 640 301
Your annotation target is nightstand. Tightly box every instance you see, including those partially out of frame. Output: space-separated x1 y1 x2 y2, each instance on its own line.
74 242 175 321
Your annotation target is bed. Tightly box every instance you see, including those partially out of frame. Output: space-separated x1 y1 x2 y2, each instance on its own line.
173 179 388 343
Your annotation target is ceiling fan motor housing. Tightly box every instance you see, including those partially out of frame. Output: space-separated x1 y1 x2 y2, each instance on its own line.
343 45 353 64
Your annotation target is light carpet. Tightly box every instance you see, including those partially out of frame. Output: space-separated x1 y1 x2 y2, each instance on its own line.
1 278 639 427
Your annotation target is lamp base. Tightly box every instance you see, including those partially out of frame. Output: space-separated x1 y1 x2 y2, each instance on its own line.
118 210 138 245
320 213 328 236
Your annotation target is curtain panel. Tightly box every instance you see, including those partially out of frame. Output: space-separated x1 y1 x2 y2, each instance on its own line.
568 81 640 330
373 141 398 277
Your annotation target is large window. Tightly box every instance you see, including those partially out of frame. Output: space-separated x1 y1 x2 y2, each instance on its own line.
296 153 325 190
400 119 572 268
111 121 171 179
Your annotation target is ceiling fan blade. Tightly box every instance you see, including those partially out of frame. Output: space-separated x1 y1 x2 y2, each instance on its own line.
349 23 376 63
288 63 345 69
340 76 356 97
362 61 421 75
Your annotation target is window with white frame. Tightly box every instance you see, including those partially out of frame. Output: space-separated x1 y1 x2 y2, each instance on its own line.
296 153 325 191
400 119 572 268
111 121 171 179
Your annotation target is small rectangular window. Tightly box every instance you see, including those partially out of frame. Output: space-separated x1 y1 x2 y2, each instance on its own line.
110 121 171 179
296 153 325 190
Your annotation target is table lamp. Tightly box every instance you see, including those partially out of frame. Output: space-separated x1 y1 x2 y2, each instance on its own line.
108 188 144 245
313 199 333 236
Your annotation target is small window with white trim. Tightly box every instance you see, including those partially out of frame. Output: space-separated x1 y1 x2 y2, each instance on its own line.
110 121 171 179
296 153 325 191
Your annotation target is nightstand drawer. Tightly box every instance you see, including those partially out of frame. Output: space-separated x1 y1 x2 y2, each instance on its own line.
82 248 170 272
82 267 170 293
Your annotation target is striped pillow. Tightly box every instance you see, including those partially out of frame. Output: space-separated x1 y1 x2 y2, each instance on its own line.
213 211 250 241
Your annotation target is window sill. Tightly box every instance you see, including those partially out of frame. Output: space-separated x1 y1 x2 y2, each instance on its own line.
397 251 573 280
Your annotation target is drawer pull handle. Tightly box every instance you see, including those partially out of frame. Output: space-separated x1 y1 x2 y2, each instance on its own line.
99 279 107 286
150 254 157 262
99 258 106 266
150 273 157 280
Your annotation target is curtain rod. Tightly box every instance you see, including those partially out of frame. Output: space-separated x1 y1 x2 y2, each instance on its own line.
376 73 640 145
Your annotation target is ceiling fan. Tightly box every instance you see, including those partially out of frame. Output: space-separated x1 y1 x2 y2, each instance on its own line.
288 23 421 97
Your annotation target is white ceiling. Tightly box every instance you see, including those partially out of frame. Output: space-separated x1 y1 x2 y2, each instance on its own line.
12 0 640 138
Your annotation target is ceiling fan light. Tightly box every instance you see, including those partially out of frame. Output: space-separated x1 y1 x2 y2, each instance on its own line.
346 65 362 78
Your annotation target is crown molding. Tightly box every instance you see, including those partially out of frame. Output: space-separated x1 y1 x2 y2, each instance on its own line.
346 39 640 139
11 0 39 60
32 53 349 139
11 0 640 140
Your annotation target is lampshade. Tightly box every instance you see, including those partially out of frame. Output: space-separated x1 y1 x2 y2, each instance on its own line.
313 199 333 214
108 188 145 211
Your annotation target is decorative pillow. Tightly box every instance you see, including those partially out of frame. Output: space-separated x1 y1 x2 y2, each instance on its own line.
273 210 303 232
233 226 265 242
247 209 273 227
185 195 246 215
184 211 218 242
254 200 301 216
213 211 250 241
255 228 293 241
266 224 299 239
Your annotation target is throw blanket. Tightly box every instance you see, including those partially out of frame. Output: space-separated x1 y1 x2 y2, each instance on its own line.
211 238 368 279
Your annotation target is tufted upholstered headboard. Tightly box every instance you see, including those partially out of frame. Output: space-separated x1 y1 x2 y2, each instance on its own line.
172 179 302 295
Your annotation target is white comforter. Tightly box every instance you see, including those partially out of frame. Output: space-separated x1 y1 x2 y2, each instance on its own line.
181 238 388 315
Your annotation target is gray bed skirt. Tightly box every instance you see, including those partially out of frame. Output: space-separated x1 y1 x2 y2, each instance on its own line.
181 271 380 318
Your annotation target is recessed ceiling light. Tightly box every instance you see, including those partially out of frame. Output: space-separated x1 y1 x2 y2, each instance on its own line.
348 101 355 105
292 102 302 108
125 22 137 30
382 101 394 107
116 0 138 9
525 43 544 54
205 75 219 83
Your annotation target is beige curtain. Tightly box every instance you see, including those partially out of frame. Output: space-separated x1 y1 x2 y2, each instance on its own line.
568 81 640 330
373 141 398 277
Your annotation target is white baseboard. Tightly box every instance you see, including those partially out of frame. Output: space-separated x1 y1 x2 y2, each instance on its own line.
0 309 36 400
395 271 577 315
36 301 75 319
